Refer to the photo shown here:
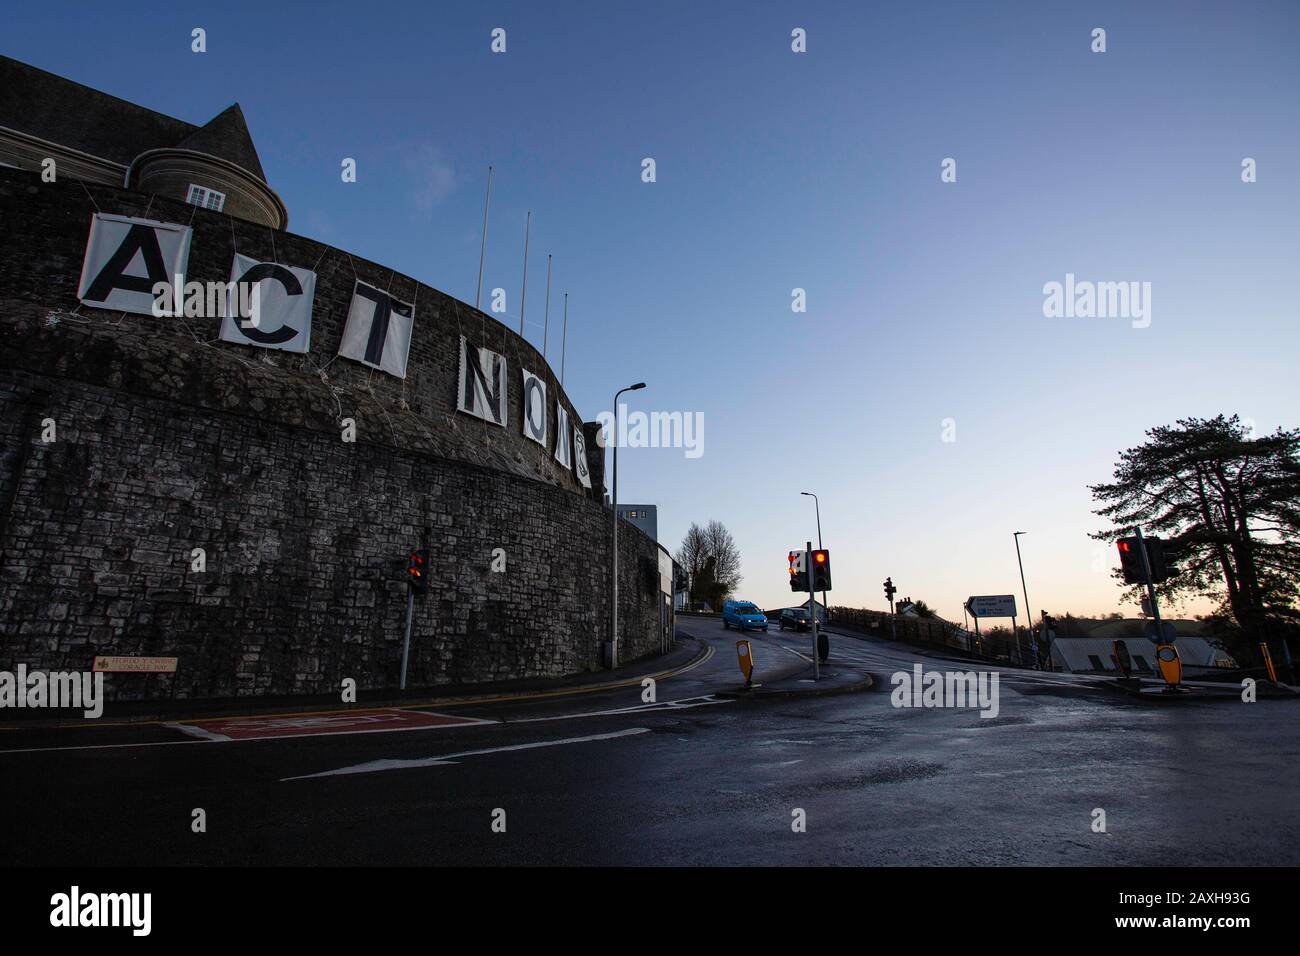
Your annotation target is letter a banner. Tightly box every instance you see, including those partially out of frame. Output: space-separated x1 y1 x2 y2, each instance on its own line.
338 280 414 378
77 214 192 316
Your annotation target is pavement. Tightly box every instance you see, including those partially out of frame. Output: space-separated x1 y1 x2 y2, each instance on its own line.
2 616 1298 866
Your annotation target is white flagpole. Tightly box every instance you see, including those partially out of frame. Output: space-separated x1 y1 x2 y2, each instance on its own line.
543 254 553 358
561 292 569 385
519 210 531 335
475 165 493 311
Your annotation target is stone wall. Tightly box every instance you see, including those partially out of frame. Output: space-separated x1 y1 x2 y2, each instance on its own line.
0 168 668 699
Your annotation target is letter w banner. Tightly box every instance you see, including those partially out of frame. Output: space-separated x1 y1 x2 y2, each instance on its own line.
457 336 507 426
338 280 415 378
218 254 315 353
77 214 192 316
521 369 547 446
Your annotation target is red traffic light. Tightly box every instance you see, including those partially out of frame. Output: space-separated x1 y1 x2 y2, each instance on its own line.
408 549 430 592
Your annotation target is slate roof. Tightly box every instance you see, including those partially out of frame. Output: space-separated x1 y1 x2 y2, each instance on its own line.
0 55 267 182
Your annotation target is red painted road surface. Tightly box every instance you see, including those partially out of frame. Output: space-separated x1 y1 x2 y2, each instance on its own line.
169 708 491 741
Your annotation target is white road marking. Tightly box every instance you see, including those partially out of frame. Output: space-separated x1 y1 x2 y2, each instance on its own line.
281 726 653 781
166 723 233 742
509 695 730 723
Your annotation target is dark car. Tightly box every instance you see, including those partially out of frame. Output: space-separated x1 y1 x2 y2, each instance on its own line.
779 608 811 631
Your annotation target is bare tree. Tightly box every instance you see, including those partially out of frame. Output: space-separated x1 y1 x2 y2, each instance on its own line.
674 523 710 600
675 519 743 607
702 520 743 600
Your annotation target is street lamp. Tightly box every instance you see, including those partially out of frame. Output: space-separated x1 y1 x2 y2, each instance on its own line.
609 382 646 669
800 491 826 623
1013 531 1035 669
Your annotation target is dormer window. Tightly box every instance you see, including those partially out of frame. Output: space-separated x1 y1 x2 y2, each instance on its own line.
186 184 225 212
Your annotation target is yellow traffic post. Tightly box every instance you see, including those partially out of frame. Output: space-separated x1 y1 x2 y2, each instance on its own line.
1155 643 1182 690
1259 643 1277 683
736 640 753 688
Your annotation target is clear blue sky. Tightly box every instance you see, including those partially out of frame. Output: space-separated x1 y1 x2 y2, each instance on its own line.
6 0 1298 621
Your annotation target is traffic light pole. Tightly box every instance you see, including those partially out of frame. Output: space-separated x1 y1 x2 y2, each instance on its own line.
1134 525 1164 637
806 541 819 681
399 588 414 691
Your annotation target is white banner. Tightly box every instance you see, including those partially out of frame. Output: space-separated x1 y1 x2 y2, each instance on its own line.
554 403 571 469
77 214 191 315
457 336 507 426
573 424 592 489
521 369 547 446
218 254 315 353
338 280 414 378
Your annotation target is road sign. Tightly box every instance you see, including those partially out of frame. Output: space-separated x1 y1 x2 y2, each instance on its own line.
1144 620 1178 644
966 595 1017 618
93 656 178 673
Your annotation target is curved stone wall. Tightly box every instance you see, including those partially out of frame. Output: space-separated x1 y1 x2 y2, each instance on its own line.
0 168 668 700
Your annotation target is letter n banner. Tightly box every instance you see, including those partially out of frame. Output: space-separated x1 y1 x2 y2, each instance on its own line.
457 336 507 426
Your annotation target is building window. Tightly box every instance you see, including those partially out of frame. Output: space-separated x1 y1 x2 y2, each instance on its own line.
186 184 226 212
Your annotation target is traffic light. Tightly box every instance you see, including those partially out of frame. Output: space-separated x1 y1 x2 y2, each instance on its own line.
811 549 831 591
1118 536 1181 585
407 548 429 593
883 577 897 602
1116 538 1144 584
1146 537 1181 583
788 550 808 592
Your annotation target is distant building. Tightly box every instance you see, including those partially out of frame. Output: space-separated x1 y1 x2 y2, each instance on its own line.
0 55 287 228
799 598 829 623
1048 619 1238 675
617 504 657 541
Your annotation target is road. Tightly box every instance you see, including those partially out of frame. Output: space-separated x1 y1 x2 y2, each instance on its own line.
2 618 1298 866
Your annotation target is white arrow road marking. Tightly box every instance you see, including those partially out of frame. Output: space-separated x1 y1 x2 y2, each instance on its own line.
281 726 652 781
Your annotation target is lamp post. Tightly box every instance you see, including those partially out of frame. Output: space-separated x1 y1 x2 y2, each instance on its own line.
800 491 825 624
609 382 646 669
1013 531 1035 669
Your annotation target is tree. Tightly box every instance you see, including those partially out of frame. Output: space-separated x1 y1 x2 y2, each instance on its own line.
911 599 939 619
1089 416 1300 645
674 519 743 609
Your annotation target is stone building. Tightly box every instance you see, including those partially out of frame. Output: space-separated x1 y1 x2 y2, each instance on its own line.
0 56 675 701
0 55 287 228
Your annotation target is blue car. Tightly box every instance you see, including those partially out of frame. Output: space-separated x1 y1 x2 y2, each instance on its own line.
722 600 769 631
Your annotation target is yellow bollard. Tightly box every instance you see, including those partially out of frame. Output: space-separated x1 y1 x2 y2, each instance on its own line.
1259 643 1277 683
736 640 754 687
1155 643 1181 689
